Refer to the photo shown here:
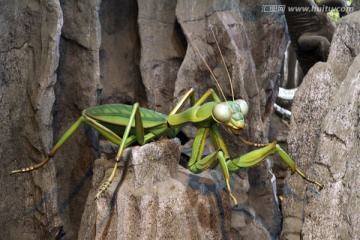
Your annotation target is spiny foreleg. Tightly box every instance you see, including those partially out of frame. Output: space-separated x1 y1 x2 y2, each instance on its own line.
187 126 238 206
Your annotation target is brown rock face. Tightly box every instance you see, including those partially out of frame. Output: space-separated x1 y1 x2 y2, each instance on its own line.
1 1 288 239
281 12 360 240
78 139 233 240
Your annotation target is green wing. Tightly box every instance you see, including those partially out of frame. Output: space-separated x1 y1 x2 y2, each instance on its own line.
84 104 167 128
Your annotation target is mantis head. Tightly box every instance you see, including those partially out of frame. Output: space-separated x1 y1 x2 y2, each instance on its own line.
212 99 248 132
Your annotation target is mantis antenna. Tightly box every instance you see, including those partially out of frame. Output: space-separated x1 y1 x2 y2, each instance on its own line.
210 27 235 102
186 30 228 103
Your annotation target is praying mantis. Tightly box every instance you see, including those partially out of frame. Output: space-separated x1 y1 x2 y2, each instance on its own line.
11 28 323 206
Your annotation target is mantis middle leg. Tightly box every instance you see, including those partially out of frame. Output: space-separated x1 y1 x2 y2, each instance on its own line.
169 88 221 115
226 142 323 188
233 137 323 188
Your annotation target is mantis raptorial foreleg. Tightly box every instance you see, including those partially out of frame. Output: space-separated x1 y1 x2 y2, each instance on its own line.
169 89 240 203
187 124 237 204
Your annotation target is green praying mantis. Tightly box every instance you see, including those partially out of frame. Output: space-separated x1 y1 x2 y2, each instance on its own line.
11 28 323 206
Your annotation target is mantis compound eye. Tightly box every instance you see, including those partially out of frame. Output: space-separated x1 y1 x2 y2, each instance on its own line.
234 99 248 116
212 103 232 124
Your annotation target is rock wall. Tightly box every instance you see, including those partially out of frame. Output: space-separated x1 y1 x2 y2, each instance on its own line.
0 1 64 239
281 12 360 240
0 0 287 239
353 0 360 11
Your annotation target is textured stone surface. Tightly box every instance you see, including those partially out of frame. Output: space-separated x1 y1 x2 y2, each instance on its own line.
54 1 101 239
281 12 360 240
353 0 360 11
99 0 146 105
79 139 233 240
138 0 183 113
0 1 63 239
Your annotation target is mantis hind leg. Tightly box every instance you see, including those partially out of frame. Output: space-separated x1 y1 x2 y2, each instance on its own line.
94 103 158 199
82 114 131 199
11 117 85 174
93 103 140 199
11 113 128 175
